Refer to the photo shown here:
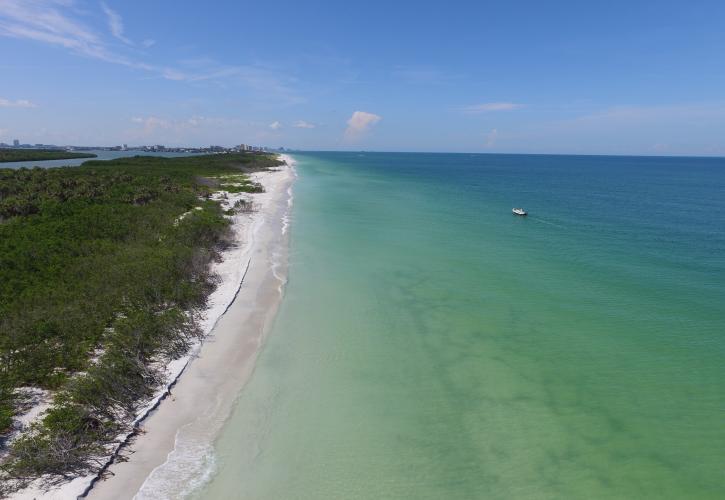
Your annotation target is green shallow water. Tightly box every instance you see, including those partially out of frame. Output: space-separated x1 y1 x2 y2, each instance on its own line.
199 152 725 499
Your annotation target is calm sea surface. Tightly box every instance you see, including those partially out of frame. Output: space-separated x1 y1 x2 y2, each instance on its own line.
200 152 725 499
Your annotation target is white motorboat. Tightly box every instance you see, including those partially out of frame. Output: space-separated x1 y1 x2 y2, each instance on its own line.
512 208 527 216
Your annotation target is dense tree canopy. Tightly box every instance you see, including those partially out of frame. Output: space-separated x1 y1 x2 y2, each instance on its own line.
0 149 97 163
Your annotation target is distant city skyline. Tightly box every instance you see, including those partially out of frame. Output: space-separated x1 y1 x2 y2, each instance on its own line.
2 1 725 155
0 139 277 157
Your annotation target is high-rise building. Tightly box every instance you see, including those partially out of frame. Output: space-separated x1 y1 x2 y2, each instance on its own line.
13 139 20 147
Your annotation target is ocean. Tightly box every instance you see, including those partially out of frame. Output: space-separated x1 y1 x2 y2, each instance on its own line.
198 152 725 499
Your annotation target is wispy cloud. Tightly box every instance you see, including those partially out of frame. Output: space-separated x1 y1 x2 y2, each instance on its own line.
567 103 725 125
0 0 153 70
514 102 725 156
127 115 278 146
0 98 37 108
0 0 301 100
269 121 282 130
130 115 237 132
461 102 524 113
131 115 171 131
162 59 304 103
344 111 381 141
129 115 230 140
293 120 316 129
100 1 131 45
484 128 498 147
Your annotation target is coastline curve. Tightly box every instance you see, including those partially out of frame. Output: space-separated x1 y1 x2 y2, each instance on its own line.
82 155 297 500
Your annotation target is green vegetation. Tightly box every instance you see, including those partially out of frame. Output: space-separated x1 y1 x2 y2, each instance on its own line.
211 172 265 193
0 152 281 489
0 149 97 163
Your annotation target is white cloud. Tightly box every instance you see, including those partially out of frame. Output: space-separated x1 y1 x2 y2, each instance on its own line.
344 111 381 140
461 102 523 113
142 38 155 48
484 128 498 148
293 120 315 129
0 98 37 108
100 1 131 45
269 121 282 130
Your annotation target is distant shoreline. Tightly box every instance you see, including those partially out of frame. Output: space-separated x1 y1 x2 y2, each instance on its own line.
0 148 97 163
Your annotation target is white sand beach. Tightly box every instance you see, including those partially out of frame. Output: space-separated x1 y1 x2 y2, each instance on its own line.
87 155 296 499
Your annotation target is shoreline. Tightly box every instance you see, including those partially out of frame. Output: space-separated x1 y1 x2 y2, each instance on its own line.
7 154 296 499
86 154 297 499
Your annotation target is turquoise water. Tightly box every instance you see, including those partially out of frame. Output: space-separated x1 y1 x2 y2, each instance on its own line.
201 153 725 499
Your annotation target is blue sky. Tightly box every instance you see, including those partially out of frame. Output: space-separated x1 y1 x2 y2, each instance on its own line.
2 0 725 155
